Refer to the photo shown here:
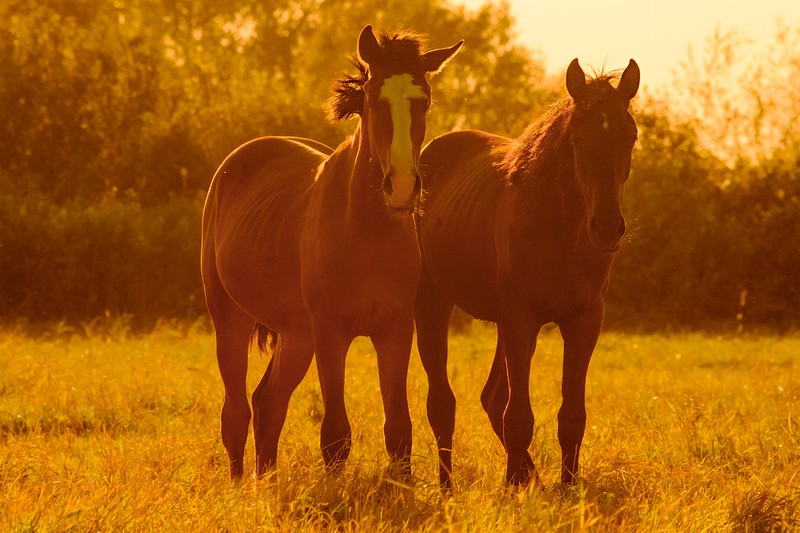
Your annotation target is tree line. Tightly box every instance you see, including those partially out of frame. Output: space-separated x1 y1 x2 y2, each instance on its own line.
1 0 798 332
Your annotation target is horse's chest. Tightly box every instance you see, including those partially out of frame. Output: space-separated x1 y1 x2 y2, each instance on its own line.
301 225 421 331
511 247 612 321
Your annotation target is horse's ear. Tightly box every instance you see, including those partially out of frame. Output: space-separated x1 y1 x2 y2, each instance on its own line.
566 58 586 100
618 59 640 100
421 40 464 74
357 25 381 66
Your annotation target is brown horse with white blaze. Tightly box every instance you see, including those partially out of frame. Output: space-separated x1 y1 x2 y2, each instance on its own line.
201 25 462 480
415 58 640 487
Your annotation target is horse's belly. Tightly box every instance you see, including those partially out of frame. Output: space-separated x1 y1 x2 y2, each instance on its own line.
421 226 502 322
216 240 310 334
420 216 504 320
213 198 311 333
204 136 322 334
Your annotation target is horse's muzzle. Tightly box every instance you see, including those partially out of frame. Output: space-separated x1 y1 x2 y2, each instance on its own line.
589 215 625 253
382 169 421 214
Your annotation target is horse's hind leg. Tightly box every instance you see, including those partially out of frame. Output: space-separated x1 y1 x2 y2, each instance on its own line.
558 303 602 485
252 333 314 477
206 295 254 480
480 328 509 445
498 318 541 486
372 314 414 480
414 266 456 489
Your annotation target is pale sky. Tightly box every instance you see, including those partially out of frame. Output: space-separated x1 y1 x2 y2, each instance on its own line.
449 0 800 92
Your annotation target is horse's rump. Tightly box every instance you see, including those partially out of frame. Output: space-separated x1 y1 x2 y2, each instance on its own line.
203 137 328 334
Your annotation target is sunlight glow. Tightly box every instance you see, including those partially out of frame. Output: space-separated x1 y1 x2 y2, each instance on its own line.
448 0 800 90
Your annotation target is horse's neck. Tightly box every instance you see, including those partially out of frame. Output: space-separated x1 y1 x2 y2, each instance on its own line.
345 122 394 228
515 144 586 233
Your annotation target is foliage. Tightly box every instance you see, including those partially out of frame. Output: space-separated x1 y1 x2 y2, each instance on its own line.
607 105 800 331
0 0 547 205
1 327 798 530
0 0 557 327
0 194 205 324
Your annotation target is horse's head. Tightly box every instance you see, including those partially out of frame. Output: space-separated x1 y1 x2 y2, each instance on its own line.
566 58 640 253
357 25 462 215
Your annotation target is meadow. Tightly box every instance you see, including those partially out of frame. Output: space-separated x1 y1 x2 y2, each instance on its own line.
1 321 798 531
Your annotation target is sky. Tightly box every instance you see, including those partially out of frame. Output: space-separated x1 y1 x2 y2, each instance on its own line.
449 0 800 92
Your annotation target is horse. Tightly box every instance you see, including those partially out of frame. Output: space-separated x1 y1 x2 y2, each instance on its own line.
201 25 462 480
414 58 640 488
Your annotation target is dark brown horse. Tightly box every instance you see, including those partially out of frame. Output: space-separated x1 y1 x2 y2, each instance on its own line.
415 58 640 487
201 25 462 480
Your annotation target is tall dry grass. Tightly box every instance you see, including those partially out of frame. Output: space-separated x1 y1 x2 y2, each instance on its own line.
1 323 797 530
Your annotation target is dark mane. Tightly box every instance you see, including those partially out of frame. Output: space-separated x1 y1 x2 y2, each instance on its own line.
324 29 427 123
325 55 369 122
500 71 624 185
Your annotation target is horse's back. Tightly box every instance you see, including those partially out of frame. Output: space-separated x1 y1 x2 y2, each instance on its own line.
418 130 512 321
202 136 329 332
281 136 335 157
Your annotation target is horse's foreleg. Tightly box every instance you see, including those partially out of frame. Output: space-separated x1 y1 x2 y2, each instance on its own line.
498 319 541 486
414 268 456 489
252 333 314 478
312 323 352 473
372 315 414 481
558 302 603 485
480 327 508 445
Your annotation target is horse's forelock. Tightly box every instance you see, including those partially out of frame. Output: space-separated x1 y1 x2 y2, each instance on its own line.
326 30 431 123
573 74 625 113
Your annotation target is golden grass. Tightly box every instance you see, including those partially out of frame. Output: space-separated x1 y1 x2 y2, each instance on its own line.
1 323 798 531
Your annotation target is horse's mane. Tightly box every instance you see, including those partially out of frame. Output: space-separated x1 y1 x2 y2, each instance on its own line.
325 29 427 122
500 70 624 185
325 56 369 122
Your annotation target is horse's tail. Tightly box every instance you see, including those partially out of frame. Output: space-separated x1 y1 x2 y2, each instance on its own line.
250 323 278 356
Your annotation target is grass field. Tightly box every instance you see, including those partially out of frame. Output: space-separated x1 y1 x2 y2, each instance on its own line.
1 322 798 531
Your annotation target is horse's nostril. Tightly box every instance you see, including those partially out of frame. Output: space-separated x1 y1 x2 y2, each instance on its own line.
382 174 393 195
618 218 626 237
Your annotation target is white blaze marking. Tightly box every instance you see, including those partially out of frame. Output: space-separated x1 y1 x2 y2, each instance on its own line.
379 74 427 206
601 112 610 131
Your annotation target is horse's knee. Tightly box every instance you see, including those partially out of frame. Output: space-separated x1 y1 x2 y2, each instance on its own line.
481 380 507 434
427 386 455 437
221 398 250 439
383 415 412 457
502 404 533 455
557 405 586 448
321 416 351 468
